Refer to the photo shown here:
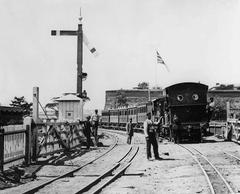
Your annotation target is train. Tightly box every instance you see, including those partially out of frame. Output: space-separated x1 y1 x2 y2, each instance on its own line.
101 82 209 143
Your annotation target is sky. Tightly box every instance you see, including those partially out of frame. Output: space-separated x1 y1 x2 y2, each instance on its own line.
0 0 240 110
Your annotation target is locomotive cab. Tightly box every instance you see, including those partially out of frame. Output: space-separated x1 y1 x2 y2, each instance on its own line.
165 82 208 143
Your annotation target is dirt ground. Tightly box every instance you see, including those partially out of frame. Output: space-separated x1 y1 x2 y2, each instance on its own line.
101 134 240 194
2 131 240 194
0 132 114 193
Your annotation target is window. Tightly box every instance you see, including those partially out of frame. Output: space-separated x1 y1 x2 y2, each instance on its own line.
66 111 74 119
192 94 199 101
177 95 184 102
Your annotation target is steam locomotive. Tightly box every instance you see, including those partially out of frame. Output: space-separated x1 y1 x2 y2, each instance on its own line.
101 82 209 142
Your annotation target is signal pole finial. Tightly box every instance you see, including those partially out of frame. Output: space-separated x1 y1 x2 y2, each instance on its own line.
79 7 83 23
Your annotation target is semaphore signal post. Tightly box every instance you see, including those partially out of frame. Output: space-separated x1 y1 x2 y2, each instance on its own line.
51 16 84 97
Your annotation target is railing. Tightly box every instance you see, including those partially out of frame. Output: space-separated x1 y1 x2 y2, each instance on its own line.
209 121 227 137
0 124 31 171
36 122 84 158
0 118 85 172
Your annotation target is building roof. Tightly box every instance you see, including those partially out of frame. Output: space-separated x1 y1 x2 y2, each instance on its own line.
0 106 24 113
106 88 162 92
55 94 82 102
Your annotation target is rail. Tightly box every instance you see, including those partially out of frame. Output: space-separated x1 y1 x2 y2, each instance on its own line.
178 144 235 194
76 131 140 194
22 132 118 194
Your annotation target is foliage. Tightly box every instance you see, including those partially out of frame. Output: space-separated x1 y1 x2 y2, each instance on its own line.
10 96 32 116
152 85 162 90
136 82 149 89
115 91 128 108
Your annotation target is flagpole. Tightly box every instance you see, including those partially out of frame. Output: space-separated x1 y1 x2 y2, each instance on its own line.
155 59 157 86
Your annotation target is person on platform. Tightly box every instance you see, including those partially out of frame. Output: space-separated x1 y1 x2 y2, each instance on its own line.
207 97 215 122
126 118 134 144
91 109 100 146
143 112 161 160
156 115 164 142
83 116 93 149
172 114 181 143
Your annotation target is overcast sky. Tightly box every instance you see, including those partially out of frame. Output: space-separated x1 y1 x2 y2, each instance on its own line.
0 0 240 110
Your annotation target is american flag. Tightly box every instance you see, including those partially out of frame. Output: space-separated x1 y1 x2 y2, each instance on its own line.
156 51 169 72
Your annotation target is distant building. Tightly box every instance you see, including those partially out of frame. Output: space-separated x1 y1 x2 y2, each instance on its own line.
208 84 240 101
0 106 24 126
208 84 240 120
104 89 163 110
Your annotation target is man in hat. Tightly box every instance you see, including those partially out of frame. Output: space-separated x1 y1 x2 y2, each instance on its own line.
143 112 161 160
126 118 134 144
91 109 100 146
83 116 93 149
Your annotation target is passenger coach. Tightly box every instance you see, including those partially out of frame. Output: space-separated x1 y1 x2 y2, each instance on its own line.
101 82 209 143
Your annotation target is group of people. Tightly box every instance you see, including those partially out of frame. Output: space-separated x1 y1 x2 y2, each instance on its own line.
83 109 100 149
125 97 216 160
126 112 163 160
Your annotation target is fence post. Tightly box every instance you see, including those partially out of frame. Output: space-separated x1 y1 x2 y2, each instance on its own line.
25 125 30 165
226 101 230 122
31 121 38 163
33 87 39 123
0 128 4 172
24 117 32 165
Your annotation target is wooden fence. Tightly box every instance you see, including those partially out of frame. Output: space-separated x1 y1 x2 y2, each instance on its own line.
0 124 30 171
36 122 84 157
0 118 84 172
209 121 226 137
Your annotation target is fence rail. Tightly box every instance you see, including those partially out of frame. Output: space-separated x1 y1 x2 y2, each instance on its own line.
0 124 30 171
36 122 84 157
0 119 85 172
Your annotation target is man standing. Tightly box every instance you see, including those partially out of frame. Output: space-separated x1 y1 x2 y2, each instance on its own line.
144 112 161 160
91 109 100 146
126 118 134 144
83 116 93 149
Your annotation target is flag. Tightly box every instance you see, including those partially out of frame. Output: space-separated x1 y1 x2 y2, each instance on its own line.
83 33 99 57
156 51 169 72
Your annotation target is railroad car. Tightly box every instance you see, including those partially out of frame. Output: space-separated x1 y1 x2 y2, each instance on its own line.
101 110 110 127
109 109 119 128
101 82 208 143
119 107 128 126
164 82 208 142
137 104 147 125
127 106 137 125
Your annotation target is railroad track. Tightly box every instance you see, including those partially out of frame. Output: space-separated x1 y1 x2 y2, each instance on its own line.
21 132 119 194
223 150 240 162
76 145 139 194
178 144 236 194
20 131 139 194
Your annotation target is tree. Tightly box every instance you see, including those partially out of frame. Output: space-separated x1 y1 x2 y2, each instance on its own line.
135 82 149 89
152 85 162 90
115 92 128 108
10 96 32 116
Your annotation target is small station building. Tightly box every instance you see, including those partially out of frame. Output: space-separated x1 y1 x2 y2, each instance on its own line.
55 94 83 122
40 93 84 122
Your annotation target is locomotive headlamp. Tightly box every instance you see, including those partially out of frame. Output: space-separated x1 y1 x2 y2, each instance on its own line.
177 95 184 101
192 94 199 101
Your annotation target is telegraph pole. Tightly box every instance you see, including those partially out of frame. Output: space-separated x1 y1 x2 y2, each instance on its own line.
51 16 83 97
